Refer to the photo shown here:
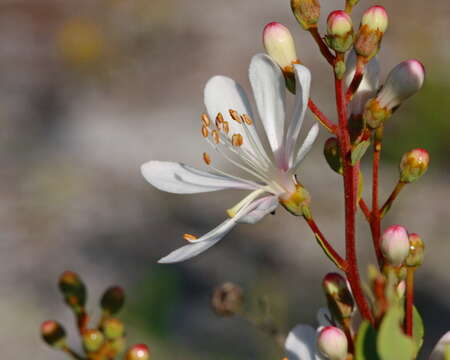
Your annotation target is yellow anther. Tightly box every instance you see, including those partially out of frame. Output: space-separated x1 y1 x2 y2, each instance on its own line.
212 130 220 144
183 233 198 241
216 112 224 123
201 113 211 127
241 114 253 125
222 121 230 134
229 109 242 123
232 133 243 147
203 152 211 165
201 126 209 138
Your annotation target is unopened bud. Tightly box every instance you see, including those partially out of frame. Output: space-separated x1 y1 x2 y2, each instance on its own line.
405 233 425 267
326 11 353 53
429 331 450 360
263 22 298 70
280 184 311 217
377 60 425 110
324 138 343 174
399 148 429 183
354 6 388 60
381 225 410 266
41 320 66 348
322 273 354 321
317 326 348 360
101 318 125 340
291 0 320 30
125 344 150 360
211 282 244 317
82 329 105 353
101 286 125 315
58 271 86 311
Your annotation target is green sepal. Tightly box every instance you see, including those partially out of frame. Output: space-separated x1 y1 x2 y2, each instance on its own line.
352 140 371 165
412 306 424 356
355 320 380 360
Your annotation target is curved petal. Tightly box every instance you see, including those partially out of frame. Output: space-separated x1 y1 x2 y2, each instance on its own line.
284 64 312 168
141 161 257 194
237 195 278 224
291 123 319 172
249 54 286 164
429 331 450 360
204 75 266 158
285 324 318 360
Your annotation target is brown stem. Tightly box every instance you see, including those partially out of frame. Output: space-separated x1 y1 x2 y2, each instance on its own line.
308 99 338 134
308 27 335 65
405 267 415 336
380 181 406 218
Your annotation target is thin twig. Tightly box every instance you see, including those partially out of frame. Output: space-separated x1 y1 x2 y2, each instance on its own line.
308 27 335 65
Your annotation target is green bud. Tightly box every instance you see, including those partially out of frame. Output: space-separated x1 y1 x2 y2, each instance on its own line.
326 11 354 53
279 184 311 217
125 344 150 360
324 137 343 174
100 286 125 315
334 60 346 80
291 0 320 30
354 6 388 60
82 329 105 353
322 273 355 322
211 282 244 317
41 320 66 349
405 233 425 267
58 271 87 312
399 149 430 183
101 318 125 340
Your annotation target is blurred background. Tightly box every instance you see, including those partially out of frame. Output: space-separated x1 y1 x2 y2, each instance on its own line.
0 0 448 359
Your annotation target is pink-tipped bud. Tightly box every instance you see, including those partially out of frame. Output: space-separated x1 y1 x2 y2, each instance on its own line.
326 11 353 53
263 22 298 70
322 273 354 321
405 233 425 267
361 6 388 33
429 331 450 360
399 148 430 183
41 320 67 348
381 225 410 266
291 0 321 30
317 326 348 360
125 344 150 360
377 60 425 110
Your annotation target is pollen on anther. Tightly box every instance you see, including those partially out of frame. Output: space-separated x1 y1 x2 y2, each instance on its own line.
201 126 209 137
183 233 198 241
242 114 253 125
222 121 230 134
229 109 242 123
232 133 243 147
201 113 211 127
203 152 212 165
212 130 220 144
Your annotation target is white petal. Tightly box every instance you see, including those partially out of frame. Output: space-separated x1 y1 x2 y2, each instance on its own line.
429 331 450 360
285 324 318 360
237 195 278 224
316 308 333 327
284 64 312 168
204 75 266 157
249 53 286 164
141 161 257 194
158 218 236 263
291 123 319 171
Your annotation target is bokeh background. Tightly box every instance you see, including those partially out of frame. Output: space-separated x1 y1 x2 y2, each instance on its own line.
0 0 448 359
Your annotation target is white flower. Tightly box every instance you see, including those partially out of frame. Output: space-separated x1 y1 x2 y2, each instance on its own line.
141 53 319 264
429 331 450 360
285 308 333 360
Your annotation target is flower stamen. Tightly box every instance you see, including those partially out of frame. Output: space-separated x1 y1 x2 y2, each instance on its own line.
183 233 198 242
201 113 211 127
203 152 212 165
232 133 243 147
229 109 242 123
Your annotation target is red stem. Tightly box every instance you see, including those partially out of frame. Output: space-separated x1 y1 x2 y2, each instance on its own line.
308 99 338 135
371 136 384 268
335 70 374 323
308 27 335 65
345 57 365 102
380 181 406 218
405 267 415 336
359 198 371 222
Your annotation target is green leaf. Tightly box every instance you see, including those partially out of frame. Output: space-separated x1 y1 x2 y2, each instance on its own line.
377 306 416 360
355 320 380 360
412 306 424 356
351 140 371 165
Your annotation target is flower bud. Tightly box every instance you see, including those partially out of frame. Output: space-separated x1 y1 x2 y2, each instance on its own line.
211 282 244 317
381 225 410 266
291 0 320 30
324 138 343 174
280 184 312 217
322 273 354 321
41 320 66 348
317 326 348 360
82 329 105 353
429 331 450 360
58 271 86 312
125 344 150 360
354 6 388 60
326 11 353 53
377 60 425 110
101 286 125 315
405 233 425 267
399 148 429 183
263 23 298 70
101 318 125 340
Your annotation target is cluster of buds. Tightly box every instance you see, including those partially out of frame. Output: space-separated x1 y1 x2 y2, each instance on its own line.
41 271 151 360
